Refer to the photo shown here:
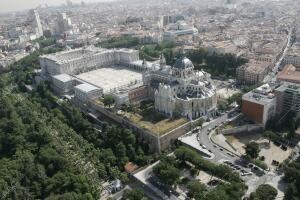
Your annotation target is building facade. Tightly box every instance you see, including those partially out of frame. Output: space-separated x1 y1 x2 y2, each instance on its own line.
236 61 270 85
275 82 300 116
40 46 140 78
144 55 217 120
242 84 276 126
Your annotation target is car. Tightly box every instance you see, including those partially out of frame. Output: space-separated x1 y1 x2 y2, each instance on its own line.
248 164 254 168
208 149 212 153
223 160 231 164
220 148 224 151
244 172 253 176
202 145 207 149
232 165 239 169
227 152 234 157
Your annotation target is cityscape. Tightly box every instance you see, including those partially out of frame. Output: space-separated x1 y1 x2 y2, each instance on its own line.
1 0 300 200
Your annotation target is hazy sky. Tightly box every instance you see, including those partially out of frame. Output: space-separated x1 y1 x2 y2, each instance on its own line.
0 0 103 13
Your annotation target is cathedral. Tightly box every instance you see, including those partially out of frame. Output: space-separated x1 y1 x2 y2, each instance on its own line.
143 54 217 120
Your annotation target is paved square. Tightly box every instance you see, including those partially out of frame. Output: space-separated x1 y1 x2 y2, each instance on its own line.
75 67 143 93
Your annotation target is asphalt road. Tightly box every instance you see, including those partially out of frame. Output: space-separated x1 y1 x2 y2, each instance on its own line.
263 28 293 84
194 111 286 197
197 112 237 162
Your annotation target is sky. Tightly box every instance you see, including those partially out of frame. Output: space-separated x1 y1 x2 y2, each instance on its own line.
0 0 107 13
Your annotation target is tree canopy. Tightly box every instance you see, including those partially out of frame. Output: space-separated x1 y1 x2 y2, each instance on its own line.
250 184 278 200
122 189 148 200
186 48 248 78
283 158 300 200
96 36 140 49
0 37 153 199
153 157 181 186
245 142 260 159
103 95 115 108
187 181 207 199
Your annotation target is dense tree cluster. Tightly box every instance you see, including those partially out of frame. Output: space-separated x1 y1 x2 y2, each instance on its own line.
245 142 260 160
33 37 57 49
139 42 175 65
153 156 181 186
283 158 300 200
187 181 206 199
175 146 242 183
0 88 98 199
121 189 148 200
186 48 248 78
0 38 153 199
174 146 247 200
96 36 140 49
266 111 300 140
250 184 277 200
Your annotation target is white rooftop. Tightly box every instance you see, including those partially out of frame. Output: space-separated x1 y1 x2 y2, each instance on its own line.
75 83 99 93
52 73 73 83
75 67 143 94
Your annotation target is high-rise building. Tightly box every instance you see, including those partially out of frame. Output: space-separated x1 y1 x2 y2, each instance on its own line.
275 82 300 115
29 10 43 38
66 0 73 7
55 13 72 35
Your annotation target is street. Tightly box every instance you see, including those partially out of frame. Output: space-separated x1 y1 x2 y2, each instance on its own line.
182 111 287 198
263 28 293 84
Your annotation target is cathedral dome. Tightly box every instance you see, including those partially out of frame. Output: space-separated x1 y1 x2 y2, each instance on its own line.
173 57 194 70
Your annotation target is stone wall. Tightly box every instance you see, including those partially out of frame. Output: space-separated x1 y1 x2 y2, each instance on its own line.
89 101 160 152
159 121 192 151
220 124 264 135
89 99 191 153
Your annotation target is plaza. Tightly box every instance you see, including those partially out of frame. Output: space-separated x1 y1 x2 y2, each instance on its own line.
75 67 143 94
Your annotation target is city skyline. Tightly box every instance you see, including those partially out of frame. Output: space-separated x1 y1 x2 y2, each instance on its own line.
0 0 299 199
0 0 113 13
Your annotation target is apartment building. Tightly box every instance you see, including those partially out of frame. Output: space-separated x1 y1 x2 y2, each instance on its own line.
236 60 270 85
242 84 276 126
275 82 300 115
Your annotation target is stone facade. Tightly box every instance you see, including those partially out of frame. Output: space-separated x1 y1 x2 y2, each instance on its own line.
40 46 140 79
144 55 217 120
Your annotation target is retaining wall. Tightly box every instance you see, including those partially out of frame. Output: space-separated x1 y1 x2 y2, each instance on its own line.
89 100 191 153
220 124 264 135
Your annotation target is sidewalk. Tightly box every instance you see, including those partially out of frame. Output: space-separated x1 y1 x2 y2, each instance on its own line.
211 131 241 156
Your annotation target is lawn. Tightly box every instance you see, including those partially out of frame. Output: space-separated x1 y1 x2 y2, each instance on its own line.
124 107 188 135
